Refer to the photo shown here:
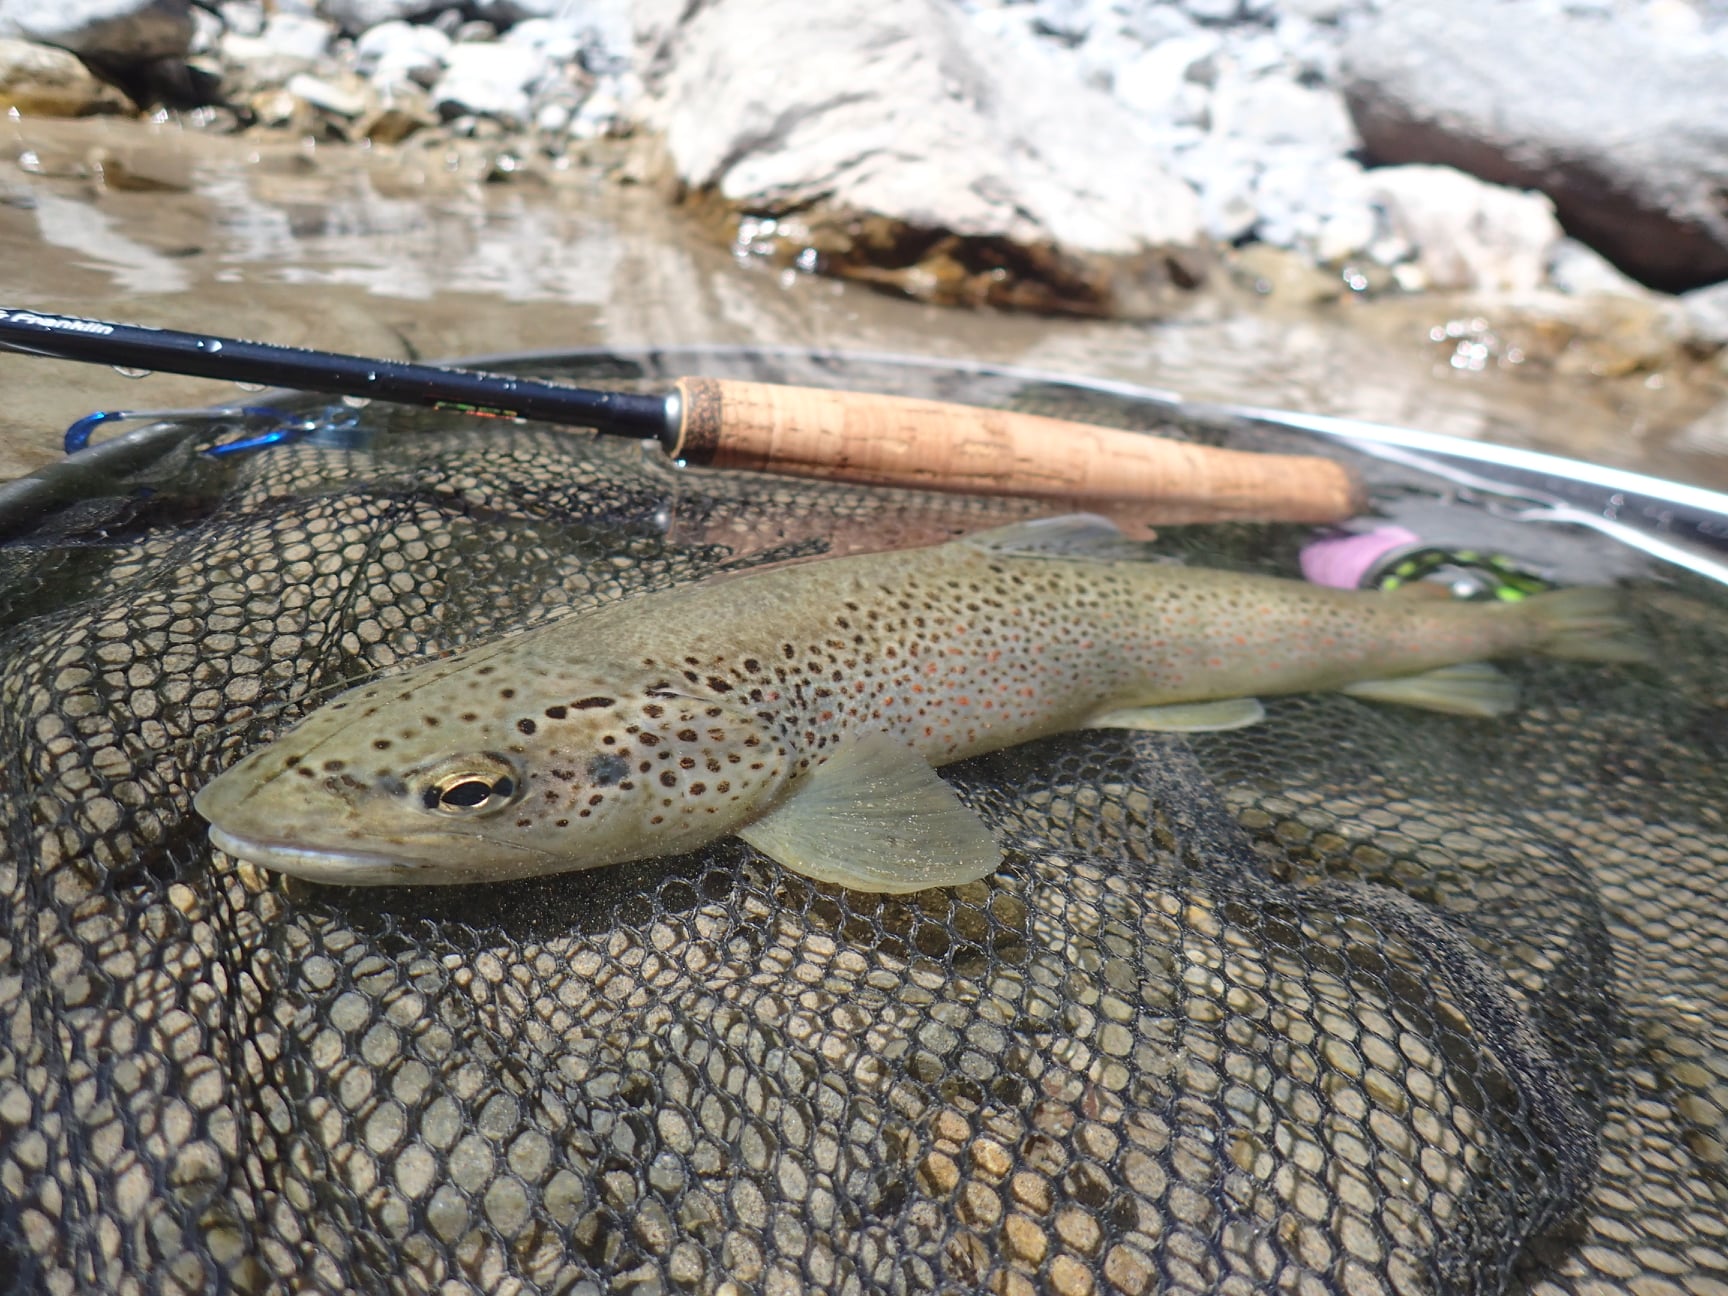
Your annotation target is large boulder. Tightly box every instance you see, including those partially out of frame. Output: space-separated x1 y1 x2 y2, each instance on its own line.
0 36 129 114
1341 0 1728 292
634 0 1206 316
0 0 192 62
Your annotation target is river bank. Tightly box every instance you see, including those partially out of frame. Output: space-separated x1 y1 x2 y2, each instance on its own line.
2 0 1727 489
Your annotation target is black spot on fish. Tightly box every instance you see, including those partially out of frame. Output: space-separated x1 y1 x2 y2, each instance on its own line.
518 718 537 735
706 677 732 693
677 729 698 743
373 739 392 751
644 704 664 719
501 688 516 699
659 771 677 787
587 754 630 786
323 760 345 772
378 776 408 798
573 697 614 710
545 705 568 720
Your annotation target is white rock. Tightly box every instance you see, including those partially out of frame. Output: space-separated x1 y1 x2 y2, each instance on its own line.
1678 280 1728 347
1030 0 1097 44
1199 177 1260 243
429 38 549 124
637 0 1203 257
354 19 449 89
504 16 581 62
219 11 334 83
467 0 582 25
1358 165 1562 293
1118 5 1204 46
286 70 369 115
1314 202 1378 264
217 1 263 37
1278 0 1356 19
259 11 333 61
317 0 441 34
1112 33 1220 121
188 3 220 55
569 71 635 138
1182 0 1244 23
0 0 192 61
1546 237 1656 298
534 99 570 132
1210 70 1357 152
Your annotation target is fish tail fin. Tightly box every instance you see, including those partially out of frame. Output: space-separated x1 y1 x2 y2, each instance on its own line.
1524 587 1651 664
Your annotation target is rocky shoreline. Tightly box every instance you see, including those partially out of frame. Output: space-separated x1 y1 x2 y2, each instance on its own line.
2 0 1727 345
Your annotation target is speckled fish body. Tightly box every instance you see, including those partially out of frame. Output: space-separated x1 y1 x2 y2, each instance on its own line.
196 516 1643 891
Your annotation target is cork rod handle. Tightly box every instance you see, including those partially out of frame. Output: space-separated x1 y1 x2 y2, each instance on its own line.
669 377 1364 524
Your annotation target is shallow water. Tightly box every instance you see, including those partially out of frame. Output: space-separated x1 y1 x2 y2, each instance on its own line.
2 114 1725 489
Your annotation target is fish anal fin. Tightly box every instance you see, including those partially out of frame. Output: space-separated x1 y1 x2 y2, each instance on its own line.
1339 662 1516 717
1088 697 1266 733
736 731 1001 894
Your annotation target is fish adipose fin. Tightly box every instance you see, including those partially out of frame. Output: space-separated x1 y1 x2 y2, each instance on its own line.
1339 662 1517 717
964 514 1163 563
736 731 1002 894
1088 698 1266 732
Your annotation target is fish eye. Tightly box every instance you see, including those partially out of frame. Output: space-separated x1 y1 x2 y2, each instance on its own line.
416 756 521 816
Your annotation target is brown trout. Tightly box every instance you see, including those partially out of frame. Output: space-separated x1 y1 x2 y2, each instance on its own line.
196 515 1645 891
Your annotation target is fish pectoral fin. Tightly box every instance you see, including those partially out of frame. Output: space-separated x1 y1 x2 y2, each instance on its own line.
1338 662 1516 717
735 731 1001 894
963 514 1162 562
1087 697 1266 732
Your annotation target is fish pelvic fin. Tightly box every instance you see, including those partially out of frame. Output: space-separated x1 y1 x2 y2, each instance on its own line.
1340 662 1518 717
1524 586 1651 664
736 731 1002 894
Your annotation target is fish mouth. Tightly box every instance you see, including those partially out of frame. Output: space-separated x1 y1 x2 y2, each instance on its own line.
204 817 572 886
205 824 451 885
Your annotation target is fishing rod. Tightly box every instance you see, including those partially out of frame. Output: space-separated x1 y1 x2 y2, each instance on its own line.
0 306 1363 524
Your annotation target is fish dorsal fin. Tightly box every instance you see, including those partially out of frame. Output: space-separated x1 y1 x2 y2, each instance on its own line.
963 514 1160 562
1339 662 1517 717
1088 698 1267 732
735 731 1001 894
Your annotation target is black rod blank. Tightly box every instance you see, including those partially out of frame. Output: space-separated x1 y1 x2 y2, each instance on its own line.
0 306 677 446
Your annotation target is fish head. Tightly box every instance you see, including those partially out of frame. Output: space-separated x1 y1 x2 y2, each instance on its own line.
194 655 792 886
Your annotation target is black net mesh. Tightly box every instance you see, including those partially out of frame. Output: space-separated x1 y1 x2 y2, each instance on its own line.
0 350 1724 1296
